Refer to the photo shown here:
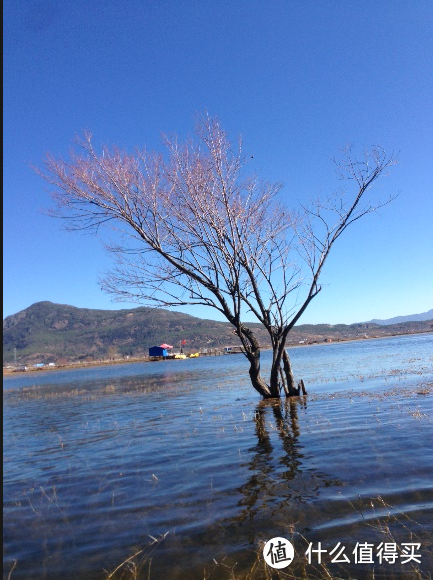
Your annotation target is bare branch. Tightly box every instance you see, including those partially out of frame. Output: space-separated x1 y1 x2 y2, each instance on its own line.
36 119 397 399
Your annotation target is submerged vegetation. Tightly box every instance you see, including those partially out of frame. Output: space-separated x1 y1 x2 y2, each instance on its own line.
103 495 433 580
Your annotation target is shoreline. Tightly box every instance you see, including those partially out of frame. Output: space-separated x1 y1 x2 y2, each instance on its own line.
3 328 432 377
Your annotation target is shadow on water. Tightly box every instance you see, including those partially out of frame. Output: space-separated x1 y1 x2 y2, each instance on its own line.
102 395 433 580
235 399 341 524
138 398 347 579
152 397 433 580
173 398 346 578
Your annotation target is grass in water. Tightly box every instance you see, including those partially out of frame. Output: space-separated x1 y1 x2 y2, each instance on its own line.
100 496 432 580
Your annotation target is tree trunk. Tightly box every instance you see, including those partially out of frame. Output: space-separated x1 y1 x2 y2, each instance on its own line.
269 346 299 397
279 366 289 396
299 378 307 396
283 350 297 394
237 323 274 398
269 360 282 398
269 342 287 398
246 348 272 398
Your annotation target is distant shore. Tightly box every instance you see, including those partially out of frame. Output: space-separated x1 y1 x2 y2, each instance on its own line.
3 328 432 377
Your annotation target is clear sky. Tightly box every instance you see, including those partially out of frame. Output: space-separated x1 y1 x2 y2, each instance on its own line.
3 0 433 325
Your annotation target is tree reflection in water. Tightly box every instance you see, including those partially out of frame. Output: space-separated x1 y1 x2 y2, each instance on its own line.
230 398 342 542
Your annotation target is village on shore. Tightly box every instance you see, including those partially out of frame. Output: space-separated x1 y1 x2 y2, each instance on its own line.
4 326 432 376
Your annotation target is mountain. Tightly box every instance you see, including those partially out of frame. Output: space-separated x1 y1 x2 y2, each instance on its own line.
367 309 433 325
3 302 433 365
3 301 264 364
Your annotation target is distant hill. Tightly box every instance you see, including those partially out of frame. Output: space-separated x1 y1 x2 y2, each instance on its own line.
3 302 433 365
367 309 433 325
3 301 261 364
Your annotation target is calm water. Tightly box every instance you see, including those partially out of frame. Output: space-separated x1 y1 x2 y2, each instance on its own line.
3 333 433 579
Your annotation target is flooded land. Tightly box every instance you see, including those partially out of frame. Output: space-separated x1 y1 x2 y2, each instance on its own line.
3 333 433 579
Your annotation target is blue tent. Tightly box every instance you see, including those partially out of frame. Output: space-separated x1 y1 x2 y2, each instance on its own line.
149 346 167 357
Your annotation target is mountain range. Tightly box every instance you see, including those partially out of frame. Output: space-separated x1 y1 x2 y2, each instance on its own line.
366 309 433 325
3 302 432 365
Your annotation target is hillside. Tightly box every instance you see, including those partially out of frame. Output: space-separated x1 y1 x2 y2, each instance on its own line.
3 302 433 365
3 301 261 364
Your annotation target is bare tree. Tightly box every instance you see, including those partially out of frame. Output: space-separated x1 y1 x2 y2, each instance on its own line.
238 144 398 396
36 116 397 398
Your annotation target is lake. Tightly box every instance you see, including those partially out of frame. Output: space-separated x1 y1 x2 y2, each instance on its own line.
3 333 433 579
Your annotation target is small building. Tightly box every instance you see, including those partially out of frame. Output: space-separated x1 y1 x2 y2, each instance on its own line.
149 346 168 358
223 346 243 354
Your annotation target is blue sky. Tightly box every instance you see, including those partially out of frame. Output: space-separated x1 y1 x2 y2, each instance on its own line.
3 0 433 324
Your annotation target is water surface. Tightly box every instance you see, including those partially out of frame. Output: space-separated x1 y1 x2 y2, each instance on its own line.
4 333 433 579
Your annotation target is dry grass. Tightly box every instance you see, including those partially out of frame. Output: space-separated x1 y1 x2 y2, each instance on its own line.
103 533 169 580
99 495 432 580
